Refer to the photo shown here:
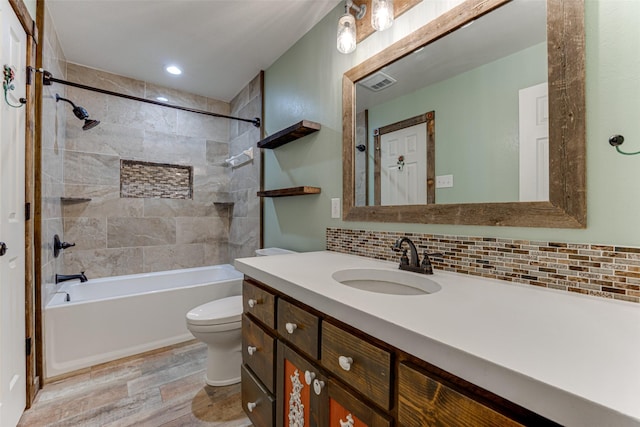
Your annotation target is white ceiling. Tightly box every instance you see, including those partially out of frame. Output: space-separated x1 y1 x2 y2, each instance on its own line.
46 0 341 102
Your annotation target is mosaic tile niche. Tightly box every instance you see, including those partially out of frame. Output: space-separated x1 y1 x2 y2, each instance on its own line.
326 228 640 304
120 160 193 199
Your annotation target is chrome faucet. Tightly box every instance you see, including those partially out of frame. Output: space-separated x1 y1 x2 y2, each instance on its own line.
55 272 88 284
392 237 442 275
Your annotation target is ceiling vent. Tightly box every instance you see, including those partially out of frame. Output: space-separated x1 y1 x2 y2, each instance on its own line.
360 71 397 92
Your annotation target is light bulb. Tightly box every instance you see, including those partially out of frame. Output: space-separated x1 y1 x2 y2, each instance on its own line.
337 13 357 54
371 0 394 31
337 13 356 54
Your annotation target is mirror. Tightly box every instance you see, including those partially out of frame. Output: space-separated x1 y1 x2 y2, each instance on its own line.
343 0 586 227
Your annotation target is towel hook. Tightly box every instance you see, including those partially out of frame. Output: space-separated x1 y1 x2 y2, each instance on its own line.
609 134 640 156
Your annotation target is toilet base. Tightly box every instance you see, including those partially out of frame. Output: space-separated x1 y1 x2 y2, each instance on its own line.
205 374 241 387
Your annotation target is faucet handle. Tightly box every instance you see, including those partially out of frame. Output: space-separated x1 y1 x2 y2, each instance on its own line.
399 249 409 266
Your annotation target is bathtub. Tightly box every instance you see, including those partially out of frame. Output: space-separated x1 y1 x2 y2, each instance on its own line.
44 264 243 378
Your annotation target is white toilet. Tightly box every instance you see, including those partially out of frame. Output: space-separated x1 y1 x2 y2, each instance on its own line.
186 248 296 386
186 295 243 386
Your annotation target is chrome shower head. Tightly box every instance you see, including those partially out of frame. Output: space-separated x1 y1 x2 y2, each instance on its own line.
55 93 100 130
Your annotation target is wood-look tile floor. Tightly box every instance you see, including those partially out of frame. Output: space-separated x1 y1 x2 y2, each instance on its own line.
18 341 252 427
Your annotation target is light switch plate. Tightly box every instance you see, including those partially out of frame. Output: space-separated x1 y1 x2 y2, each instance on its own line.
331 198 341 218
436 174 454 188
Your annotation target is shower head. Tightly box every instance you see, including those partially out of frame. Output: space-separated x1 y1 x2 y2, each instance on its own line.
82 119 100 131
55 93 100 130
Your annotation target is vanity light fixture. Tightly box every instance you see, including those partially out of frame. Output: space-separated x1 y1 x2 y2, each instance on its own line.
371 0 394 31
337 0 366 54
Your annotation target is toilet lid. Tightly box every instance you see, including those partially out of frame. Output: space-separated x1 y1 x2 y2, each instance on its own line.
186 295 242 326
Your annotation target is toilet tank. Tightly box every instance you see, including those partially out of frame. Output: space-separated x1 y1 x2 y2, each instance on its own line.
255 247 297 256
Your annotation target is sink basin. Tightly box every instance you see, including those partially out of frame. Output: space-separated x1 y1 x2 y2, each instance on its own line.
332 268 442 295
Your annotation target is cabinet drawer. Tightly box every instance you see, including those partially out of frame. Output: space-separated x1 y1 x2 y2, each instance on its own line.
242 364 275 427
242 314 275 393
321 321 392 410
398 362 523 427
277 298 320 359
243 280 276 329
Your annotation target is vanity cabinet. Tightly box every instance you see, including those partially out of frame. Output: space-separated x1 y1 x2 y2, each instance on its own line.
242 275 558 426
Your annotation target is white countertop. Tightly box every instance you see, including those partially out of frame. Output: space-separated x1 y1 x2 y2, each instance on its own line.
235 251 640 427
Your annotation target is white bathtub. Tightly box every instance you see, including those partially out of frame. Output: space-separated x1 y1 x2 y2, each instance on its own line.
44 264 243 378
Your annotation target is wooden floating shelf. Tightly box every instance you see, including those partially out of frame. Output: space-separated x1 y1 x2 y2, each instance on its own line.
257 120 321 149
257 186 321 198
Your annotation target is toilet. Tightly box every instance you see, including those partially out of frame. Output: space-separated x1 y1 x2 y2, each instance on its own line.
186 248 297 386
186 295 243 386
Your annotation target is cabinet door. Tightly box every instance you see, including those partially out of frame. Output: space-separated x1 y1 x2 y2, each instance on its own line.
328 380 392 427
277 341 328 427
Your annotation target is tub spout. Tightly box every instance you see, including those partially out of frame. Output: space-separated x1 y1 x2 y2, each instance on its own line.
55 272 88 284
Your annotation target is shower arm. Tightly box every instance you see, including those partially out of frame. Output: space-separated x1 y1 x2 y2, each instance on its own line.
27 67 261 128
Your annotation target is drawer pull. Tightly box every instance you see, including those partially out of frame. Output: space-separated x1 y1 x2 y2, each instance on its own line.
247 298 258 308
285 322 298 334
247 401 257 412
313 378 325 395
304 370 316 385
338 356 353 371
247 345 257 356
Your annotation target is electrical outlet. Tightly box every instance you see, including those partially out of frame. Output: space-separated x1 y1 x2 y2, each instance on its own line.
436 174 454 188
331 198 341 218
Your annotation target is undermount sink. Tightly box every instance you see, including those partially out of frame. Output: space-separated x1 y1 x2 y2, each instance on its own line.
332 268 442 295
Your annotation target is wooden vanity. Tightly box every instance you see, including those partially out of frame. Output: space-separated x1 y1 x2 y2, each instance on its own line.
235 251 640 426
240 276 558 426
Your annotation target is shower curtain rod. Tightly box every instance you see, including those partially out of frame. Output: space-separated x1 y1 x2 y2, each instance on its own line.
28 67 261 128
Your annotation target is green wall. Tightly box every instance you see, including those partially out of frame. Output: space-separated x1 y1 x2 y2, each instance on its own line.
263 0 640 251
367 42 547 204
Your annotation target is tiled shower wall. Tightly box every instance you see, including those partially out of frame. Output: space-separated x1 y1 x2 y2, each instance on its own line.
228 74 262 260
40 4 67 305
56 62 257 281
327 228 640 304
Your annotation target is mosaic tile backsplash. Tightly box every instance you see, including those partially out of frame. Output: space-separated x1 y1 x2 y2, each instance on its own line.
120 160 192 199
326 228 640 304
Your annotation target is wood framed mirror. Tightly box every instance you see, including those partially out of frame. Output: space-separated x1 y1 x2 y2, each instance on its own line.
342 0 585 228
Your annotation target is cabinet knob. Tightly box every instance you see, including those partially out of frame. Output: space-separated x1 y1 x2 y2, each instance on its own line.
338 356 353 371
313 378 325 395
304 370 316 385
247 401 257 412
285 322 298 334
247 298 258 308
247 345 257 356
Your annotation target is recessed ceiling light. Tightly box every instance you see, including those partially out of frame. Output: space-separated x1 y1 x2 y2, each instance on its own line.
156 96 169 102
166 65 182 75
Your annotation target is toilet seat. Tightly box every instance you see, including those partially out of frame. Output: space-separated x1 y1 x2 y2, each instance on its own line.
186 295 242 326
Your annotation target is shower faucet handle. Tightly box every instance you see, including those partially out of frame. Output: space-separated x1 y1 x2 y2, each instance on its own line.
53 234 76 258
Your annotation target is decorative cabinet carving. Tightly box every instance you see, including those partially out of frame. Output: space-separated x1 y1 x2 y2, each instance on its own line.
241 276 558 426
278 342 328 426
